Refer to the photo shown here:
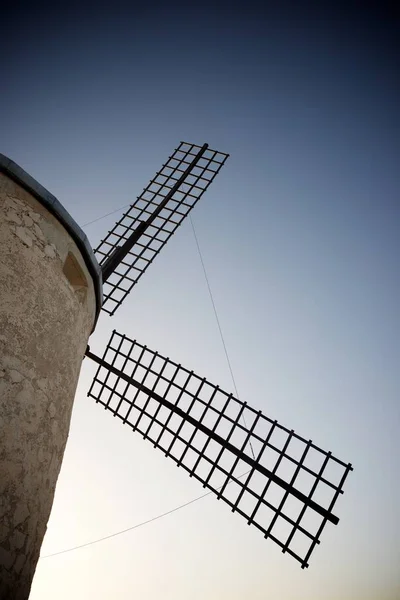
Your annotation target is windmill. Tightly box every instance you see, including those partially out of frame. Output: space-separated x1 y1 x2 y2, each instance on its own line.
84 141 352 569
0 142 353 598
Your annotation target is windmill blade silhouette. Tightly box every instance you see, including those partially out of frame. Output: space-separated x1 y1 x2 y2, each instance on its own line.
95 142 229 315
86 331 352 568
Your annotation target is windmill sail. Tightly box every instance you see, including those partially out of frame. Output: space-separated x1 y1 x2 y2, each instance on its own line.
86 331 352 568
95 142 229 315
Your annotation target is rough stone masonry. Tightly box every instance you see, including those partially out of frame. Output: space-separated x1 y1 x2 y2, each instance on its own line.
0 156 101 599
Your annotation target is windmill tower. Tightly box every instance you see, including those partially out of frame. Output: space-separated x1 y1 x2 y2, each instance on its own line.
0 144 352 599
0 154 102 599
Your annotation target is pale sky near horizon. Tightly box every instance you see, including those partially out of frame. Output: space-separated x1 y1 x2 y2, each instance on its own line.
1 4 399 599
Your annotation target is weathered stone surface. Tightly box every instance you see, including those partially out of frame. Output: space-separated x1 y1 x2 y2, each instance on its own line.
10 531 26 551
15 226 33 247
0 548 14 571
13 505 29 527
9 370 24 384
4 198 19 211
44 244 56 258
37 378 47 391
6 196 24 208
5 210 22 225
14 555 26 575
28 211 40 223
0 172 97 599
33 223 45 242
22 214 33 227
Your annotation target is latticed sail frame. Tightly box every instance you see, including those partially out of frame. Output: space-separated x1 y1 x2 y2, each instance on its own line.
95 142 229 315
87 331 353 568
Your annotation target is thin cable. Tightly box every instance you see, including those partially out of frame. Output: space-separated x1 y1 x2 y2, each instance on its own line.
82 204 131 228
40 491 212 559
189 216 256 460
40 469 252 559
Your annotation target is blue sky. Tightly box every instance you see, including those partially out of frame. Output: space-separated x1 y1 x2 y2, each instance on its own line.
2 4 399 599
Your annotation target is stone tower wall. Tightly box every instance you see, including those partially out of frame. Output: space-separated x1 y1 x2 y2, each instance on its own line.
0 172 97 599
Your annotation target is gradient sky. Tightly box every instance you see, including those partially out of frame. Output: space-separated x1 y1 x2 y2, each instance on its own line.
2 4 399 599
